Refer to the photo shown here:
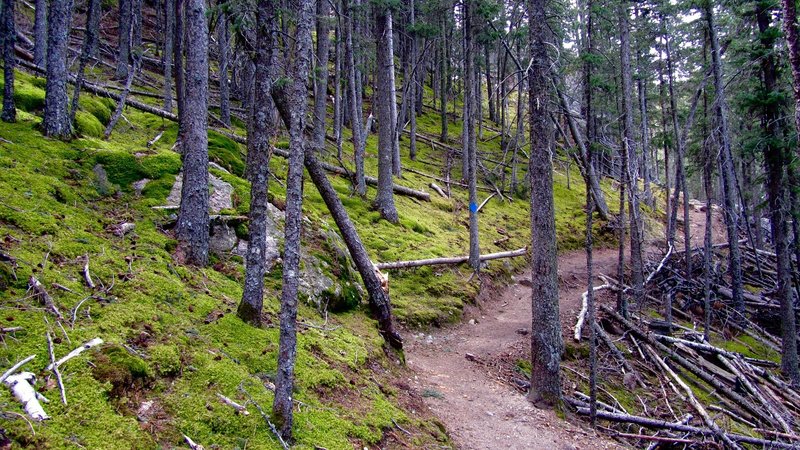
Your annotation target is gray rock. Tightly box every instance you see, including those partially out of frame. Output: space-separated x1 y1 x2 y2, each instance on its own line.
132 178 150 195
165 172 234 213
209 220 238 254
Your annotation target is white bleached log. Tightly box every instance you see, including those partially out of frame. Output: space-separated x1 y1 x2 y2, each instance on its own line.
217 393 249 415
4 372 49 420
46 338 103 371
573 283 612 341
0 354 35 384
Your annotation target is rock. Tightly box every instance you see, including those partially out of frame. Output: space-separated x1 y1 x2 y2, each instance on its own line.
209 161 230 174
468 319 476 325
93 164 115 196
132 178 150 195
165 173 234 213
209 220 238 254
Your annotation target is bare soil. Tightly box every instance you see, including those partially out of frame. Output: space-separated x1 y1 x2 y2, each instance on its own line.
405 201 725 449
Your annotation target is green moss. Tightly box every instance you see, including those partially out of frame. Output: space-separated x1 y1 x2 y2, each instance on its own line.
139 151 182 178
149 344 183 376
208 131 245 176
80 97 115 125
75 110 105 138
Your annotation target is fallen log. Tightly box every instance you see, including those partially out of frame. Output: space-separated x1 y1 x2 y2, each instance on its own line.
212 129 431 202
375 247 527 270
28 276 63 320
574 283 612 341
4 372 49 420
46 338 103 371
574 408 797 449
0 355 35 384
601 305 774 426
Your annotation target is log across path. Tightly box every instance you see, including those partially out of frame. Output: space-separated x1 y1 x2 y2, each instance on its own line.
405 246 626 449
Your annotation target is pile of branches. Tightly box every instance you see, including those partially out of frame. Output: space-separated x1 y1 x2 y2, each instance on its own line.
564 244 800 449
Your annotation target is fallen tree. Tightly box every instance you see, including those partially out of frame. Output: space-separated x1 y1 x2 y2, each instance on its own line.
375 247 527 270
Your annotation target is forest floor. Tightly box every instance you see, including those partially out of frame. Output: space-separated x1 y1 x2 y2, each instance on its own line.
406 203 726 449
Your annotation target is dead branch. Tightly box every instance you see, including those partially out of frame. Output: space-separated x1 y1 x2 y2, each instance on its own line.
46 338 103 371
28 276 63 320
0 355 35 384
46 332 67 405
82 255 95 289
375 247 527 270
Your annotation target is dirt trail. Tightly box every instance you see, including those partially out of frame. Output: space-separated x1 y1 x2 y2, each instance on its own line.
406 203 723 449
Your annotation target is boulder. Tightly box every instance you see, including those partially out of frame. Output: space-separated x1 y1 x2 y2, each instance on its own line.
165 173 234 213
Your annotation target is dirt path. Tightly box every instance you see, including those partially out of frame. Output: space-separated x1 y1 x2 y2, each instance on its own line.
406 204 723 449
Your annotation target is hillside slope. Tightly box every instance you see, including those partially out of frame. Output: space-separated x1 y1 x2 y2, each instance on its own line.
0 65 617 448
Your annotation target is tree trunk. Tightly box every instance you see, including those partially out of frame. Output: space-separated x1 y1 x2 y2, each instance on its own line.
43 0 72 138
387 10 401 177
439 15 448 143
217 10 230 126
465 0 480 271
131 0 141 50
117 0 131 79
175 0 209 266
32 0 45 67
527 0 562 408
238 0 277 326
333 11 343 158
303 152 403 349
619 2 644 307
758 5 800 385
374 4 399 222
68 0 99 126
408 0 417 161
174 0 185 140
485 43 495 123
163 0 174 111
343 0 365 195
705 0 745 324
312 0 330 150
1 0 16 123
271 0 313 437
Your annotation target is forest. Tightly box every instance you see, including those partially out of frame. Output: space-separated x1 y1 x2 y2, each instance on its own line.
0 0 799 447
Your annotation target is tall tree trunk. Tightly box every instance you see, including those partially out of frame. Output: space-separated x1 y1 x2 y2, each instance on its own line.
131 0 141 49
387 9 401 177
527 0 562 408
465 0 479 271
439 15 448 143
174 0 185 140
705 0 745 324
33 0 46 67
117 0 131 79
333 10 343 158
619 2 644 307
68 0 99 126
408 0 417 161
759 5 800 385
312 0 330 149
486 43 496 124
374 4 399 222
217 10 230 126
343 0 365 195
175 0 209 266
42 0 72 138
1 0 16 123
271 0 313 438
163 0 174 111
238 0 277 326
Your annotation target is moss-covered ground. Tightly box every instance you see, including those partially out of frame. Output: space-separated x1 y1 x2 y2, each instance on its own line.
0 65 616 448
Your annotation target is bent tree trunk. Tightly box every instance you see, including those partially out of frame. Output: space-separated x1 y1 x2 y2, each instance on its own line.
175 0 209 266
306 154 403 348
43 0 73 138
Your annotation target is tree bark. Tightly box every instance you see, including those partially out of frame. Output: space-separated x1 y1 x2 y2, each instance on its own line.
217 10 230 126
343 0 365 195
116 0 131 79
387 9 401 176
527 0 562 408
312 0 330 150
175 0 209 266
42 0 72 138
374 4 399 222
237 0 277 326
759 6 800 385
174 0 185 139
67 0 99 126
163 0 174 111
32 0 45 67
271 0 313 440
465 0 480 271
705 0 745 324
619 1 644 307
1 0 16 123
